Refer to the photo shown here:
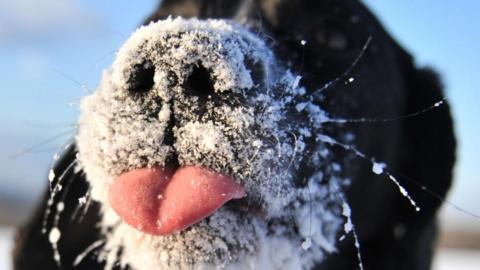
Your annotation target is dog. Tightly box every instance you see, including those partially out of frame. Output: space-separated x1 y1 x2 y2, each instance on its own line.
12 0 455 269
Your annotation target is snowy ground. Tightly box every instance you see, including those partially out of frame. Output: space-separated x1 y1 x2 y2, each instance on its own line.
0 227 13 270
433 248 480 270
0 226 478 270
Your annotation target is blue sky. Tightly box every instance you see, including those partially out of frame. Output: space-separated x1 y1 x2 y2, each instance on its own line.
0 0 478 229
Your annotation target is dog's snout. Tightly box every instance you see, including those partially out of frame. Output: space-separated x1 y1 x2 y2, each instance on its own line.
184 64 215 102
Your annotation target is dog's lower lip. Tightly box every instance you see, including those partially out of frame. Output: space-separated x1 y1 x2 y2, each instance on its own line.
109 165 246 236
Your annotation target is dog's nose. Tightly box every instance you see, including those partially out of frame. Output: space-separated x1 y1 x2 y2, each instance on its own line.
118 20 270 102
127 61 217 99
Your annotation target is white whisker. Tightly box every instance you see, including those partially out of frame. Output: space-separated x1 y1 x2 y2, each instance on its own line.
313 36 372 96
9 130 74 159
42 153 77 233
324 98 446 124
52 68 91 94
73 239 106 267
317 134 420 211
331 182 364 270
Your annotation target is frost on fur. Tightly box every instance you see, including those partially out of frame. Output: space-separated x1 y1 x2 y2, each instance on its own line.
75 18 351 270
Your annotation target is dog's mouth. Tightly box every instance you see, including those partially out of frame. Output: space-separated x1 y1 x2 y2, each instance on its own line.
109 163 247 236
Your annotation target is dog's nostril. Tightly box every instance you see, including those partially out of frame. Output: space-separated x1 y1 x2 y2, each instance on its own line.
128 60 155 94
184 64 215 100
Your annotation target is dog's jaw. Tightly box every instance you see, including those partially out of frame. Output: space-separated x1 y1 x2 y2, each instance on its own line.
76 18 348 270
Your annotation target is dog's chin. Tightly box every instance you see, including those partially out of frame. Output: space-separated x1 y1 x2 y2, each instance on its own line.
102 208 287 270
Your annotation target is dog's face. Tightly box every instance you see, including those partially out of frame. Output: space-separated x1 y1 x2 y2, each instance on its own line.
77 18 345 269
63 1 456 270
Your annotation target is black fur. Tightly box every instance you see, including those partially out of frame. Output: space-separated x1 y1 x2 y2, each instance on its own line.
13 0 455 269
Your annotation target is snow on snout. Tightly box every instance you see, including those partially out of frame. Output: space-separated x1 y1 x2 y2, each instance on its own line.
77 17 273 204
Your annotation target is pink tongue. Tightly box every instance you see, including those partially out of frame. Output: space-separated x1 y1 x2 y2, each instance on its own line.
109 166 245 235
